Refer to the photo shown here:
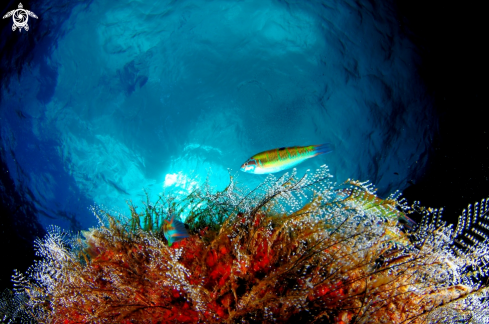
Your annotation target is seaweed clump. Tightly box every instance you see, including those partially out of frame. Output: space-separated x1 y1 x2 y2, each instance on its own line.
3 166 489 323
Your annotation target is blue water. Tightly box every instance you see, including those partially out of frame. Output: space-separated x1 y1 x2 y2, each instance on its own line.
0 0 435 232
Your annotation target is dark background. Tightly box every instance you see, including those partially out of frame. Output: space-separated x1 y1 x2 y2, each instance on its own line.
1 0 487 292
396 0 488 223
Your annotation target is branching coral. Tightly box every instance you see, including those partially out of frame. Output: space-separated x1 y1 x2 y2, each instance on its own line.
3 166 489 323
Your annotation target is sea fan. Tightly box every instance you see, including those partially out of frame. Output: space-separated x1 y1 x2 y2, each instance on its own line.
2 166 489 323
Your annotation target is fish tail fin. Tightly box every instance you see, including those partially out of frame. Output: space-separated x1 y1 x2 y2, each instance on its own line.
398 214 416 230
312 143 333 157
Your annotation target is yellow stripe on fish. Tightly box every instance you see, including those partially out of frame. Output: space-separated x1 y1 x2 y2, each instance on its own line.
240 144 333 174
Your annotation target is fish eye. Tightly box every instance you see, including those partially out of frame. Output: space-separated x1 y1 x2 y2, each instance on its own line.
241 159 256 172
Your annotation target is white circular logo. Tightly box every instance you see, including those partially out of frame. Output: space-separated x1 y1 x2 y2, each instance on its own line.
2 3 38 32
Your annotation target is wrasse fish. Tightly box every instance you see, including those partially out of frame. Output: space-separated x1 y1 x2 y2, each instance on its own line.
163 214 189 247
335 188 416 230
240 144 333 174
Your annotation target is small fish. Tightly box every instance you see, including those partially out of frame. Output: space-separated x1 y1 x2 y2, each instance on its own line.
335 188 417 230
163 214 189 247
240 144 333 174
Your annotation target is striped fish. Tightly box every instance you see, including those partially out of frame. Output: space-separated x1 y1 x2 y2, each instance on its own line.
163 214 189 247
240 144 333 174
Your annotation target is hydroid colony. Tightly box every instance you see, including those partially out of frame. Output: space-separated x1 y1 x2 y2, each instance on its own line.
2 166 489 323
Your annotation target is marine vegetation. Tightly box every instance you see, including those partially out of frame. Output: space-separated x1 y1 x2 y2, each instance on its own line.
1 165 489 323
